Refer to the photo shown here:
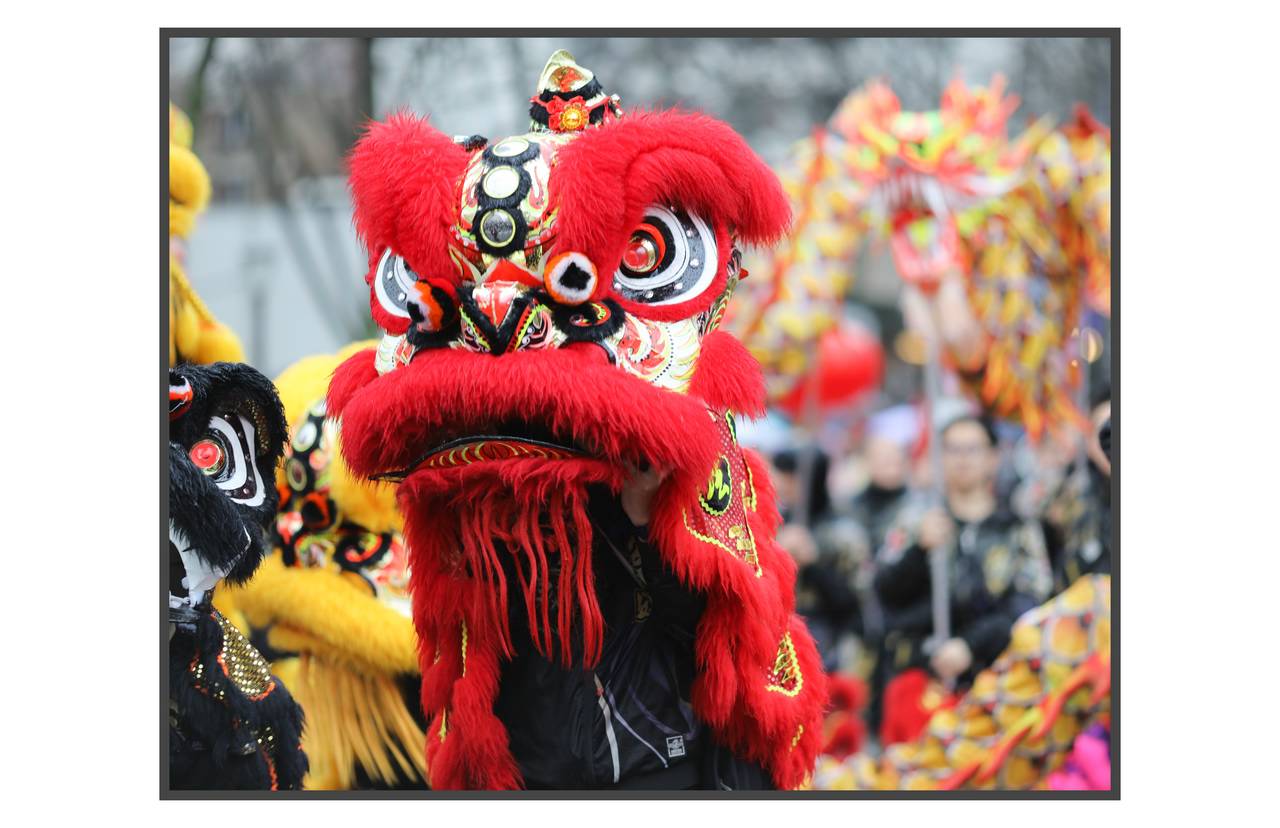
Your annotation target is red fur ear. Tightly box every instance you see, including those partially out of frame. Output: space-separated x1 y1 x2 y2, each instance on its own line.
348 112 471 333
549 109 792 300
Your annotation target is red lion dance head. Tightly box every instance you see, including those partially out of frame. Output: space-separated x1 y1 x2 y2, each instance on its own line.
329 50 827 789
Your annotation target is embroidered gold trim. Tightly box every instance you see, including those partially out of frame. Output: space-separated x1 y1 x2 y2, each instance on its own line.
742 458 758 512
682 509 762 577
214 611 276 700
767 632 803 697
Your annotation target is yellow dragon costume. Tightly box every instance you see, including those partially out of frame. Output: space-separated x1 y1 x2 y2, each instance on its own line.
730 78 1111 438
813 574 1111 790
169 103 244 367
222 344 426 789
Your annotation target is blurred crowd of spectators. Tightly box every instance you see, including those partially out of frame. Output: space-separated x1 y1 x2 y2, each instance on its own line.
762 385 1111 750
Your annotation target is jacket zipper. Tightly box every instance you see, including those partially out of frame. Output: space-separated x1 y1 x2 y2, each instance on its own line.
593 672 621 785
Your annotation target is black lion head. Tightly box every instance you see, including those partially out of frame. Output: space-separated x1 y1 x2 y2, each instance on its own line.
168 362 287 622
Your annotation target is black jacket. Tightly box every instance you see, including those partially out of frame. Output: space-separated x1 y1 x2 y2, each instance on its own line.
1043 460 1111 592
492 488 773 790
873 504 1052 683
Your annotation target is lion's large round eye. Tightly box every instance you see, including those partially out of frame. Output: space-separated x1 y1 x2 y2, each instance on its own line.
374 248 445 322
612 207 717 305
189 438 226 477
621 224 667 275
198 414 266 507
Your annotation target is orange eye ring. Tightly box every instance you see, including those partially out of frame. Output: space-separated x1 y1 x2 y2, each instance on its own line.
299 492 334 530
411 280 449 331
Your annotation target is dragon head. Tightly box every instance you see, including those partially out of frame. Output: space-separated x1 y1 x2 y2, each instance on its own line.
827 77 1044 287
168 362 288 623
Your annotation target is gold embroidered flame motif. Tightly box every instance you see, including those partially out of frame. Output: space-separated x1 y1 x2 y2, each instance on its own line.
767 632 803 697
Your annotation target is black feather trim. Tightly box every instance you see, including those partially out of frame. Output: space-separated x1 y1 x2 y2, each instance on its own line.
549 297 627 343
169 610 307 790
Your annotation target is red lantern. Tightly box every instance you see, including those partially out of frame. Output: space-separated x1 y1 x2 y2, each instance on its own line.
779 320 885 418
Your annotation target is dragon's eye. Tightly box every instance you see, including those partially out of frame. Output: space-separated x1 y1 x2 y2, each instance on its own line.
612 207 717 305
544 251 599 306
189 438 226 477
298 492 335 531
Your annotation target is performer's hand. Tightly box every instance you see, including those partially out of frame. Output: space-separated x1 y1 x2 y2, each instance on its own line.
777 523 818 567
930 637 972 681
934 268 986 371
620 463 669 527
918 507 954 551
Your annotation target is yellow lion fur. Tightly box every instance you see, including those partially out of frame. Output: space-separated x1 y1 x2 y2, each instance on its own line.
222 345 423 788
273 655 427 790
233 554 418 676
168 103 245 366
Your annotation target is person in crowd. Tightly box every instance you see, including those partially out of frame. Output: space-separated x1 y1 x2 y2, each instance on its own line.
1040 384 1112 590
873 414 1054 727
844 429 916 553
832 412 926 726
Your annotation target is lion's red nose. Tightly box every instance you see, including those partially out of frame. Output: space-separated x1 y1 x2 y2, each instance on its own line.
471 281 521 331
482 258 543 289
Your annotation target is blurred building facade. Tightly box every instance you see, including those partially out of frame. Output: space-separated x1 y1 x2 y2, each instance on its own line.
168 36 1111 379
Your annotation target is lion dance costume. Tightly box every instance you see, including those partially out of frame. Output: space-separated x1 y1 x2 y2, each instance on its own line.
168 363 307 790
169 103 244 367
326 51 828 789
226 345 426 789
814 574 1110 790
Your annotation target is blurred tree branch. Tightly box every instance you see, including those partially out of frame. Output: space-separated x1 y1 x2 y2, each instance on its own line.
231 56 368 342
187 37 218 151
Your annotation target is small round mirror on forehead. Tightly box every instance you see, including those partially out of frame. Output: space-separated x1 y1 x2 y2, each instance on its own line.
480 209 518 247
482 166 522 200
491 137 530 158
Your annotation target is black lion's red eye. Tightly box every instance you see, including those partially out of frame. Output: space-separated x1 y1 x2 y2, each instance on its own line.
189 439 225 476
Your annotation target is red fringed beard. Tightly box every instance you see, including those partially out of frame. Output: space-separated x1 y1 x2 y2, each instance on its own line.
401 460 616 670
399 460 614 790
329 337 828 790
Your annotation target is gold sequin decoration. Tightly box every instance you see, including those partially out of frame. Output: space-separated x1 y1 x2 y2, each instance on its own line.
214 611 276 700
680 413 764 575
767 632 803 697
